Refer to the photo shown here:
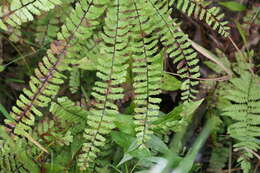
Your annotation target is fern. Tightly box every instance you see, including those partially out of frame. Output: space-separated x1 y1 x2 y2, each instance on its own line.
4 0 106 147
0 0 63 31
171 0 230 37
50 96 88 133
78 0 130 170
0 129 39 173
130 0 163 147
34 1 72 44
148 0 200 102
69 68 81 94
0 0 234 171
222 72 260 173
4 49 66 138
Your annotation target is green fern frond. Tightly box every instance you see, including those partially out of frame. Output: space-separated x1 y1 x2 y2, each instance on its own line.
0 0 63 31
171 0 230 37
0 129 39 173
223 72 260 173
131 0 162 146
4 49 66 138
4 0 106 142
78 0 131 170
35 1 72 44
66 33 102 71
50 96 88 133
57 0 107 43
147 0 200 102
208 146 229 172
69 68 81 94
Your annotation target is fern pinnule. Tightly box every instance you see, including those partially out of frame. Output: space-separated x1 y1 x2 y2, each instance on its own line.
78 0 131 170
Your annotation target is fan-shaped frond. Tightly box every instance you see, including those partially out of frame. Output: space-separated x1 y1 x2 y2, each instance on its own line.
170 0 230 37
223 72 260 173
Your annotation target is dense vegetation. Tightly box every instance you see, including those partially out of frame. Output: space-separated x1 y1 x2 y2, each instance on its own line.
0 0 259 172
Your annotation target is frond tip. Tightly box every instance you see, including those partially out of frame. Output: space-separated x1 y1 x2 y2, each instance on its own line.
171 0 230 37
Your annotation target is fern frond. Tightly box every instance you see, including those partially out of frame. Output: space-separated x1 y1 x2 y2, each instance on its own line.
69 68 81 94
148 0 200 102
171 0 230 37
5 49 66 138
5 0 106 142
34 2 72 44
78 0 131 170
0 129 39 173
131 0 162 146
223 72 260 173
57 0 107 42
0 0 63 31
50 97 88 133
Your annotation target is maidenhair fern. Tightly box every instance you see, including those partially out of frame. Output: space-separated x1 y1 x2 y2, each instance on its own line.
4 49 66 139
78 0 131 169
222 72 260 173
0 0 234 172
131 0 162 147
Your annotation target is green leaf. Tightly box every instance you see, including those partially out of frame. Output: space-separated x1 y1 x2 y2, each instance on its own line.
161 73 181 91
0 103 13 121
219 1 246 12
76 57 96 70
111 131 135 151
176 118 217 173
113 114 135 135
0 65 5 72
147 135 170 154
154 105 183 125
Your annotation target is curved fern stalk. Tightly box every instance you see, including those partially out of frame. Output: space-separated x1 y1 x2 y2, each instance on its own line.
170 0 230 37
78 0 131 170
148 0 200 102
4 0 106 146
223 72 260 173
0 0 63 31
131 0 162 147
